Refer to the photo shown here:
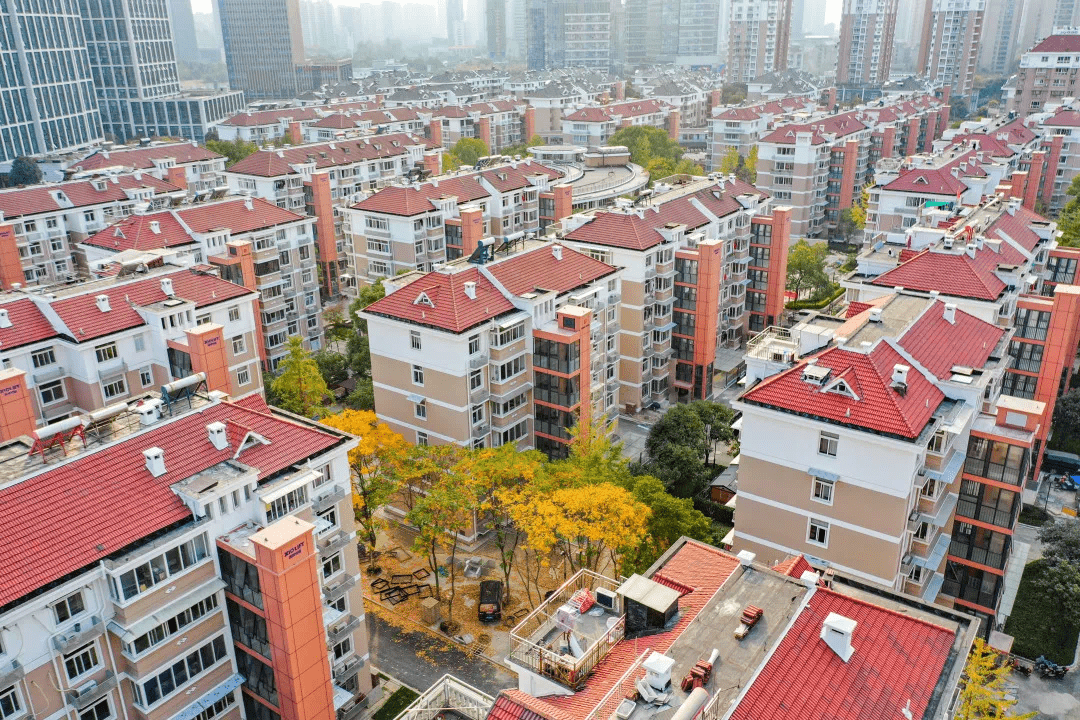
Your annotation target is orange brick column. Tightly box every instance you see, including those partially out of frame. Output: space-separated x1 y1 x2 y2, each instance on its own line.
839 139 860 210
906 118 920 155
289 121 303 144
693 240 723 400
615 81 625 100
252 518 335 720
166 165 188 190
710 90 721 111
938 105 951 137
923 111 939 152
668 110 680 141
0 225 25 290
826 87 838 112
765 207 792 325
222 240 268 370
881 126 896 159
0 368 37 440
1010 171 1028 200
478 117 493 150
429 119 443 147
185 324 231 394
1025 151 1045 211
552 184 573 223
459 205 484 255
423 151 440 175
310 172 339 298
524 106 536 142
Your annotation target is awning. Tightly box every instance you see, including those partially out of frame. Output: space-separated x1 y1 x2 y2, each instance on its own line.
260 470 317 505
807 467 839 482
913 533 950 569
406 393 424 403
919 492 958 528
109 579 226 643
657 321 677 332
171 674 245 720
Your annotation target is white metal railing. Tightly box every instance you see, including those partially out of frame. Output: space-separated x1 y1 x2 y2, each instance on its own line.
394 675 495 720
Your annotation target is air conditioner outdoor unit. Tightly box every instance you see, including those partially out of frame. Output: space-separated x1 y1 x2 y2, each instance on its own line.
594 587 618 611
75 681 98 698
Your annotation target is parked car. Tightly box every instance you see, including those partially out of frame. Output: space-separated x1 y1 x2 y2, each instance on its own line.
1044 449 1080 475
478 580 503 622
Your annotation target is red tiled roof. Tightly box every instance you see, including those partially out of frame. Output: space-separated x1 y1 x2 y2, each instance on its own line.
176 197 306 234
564 179 764 251
541 541 740 718
761 112 867 144
363 268 516 333
898 301 1006 379
82 211 196 252
716 108 762 121
1046 110 1080 128
985 205 1050 254
870 250 1006 300
70 143 222 172
49 269 253 342
1032 34 1080 53
565 99 668 122
487 245 616 296
487 692 575 720
729 588 955 720
312 113 358 129
883 168 966 195
220 107 322 127
742 342 943 440
773 554 813 578
0 298 59 351
0 399 343 607
0 175 184 219
227 133 427 177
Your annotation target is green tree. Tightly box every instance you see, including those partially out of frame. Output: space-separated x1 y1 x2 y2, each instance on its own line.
786 239 831 299
689 400 736 464
350 280 386 334
719 147 741 175
1039 520 1080 566
954 639 1037 720
499 134 544 158
345 377 375 410
837 208 860 243
9 157 42 186
741 146 758 184
622 475 711 573
720 83 747 105
642 404 710 498
312 349 349 387
607 125 685 168
444 137 489 170
1049 388 1080 451
1035 558 1080 629
270 337 329 417
205 138 258 167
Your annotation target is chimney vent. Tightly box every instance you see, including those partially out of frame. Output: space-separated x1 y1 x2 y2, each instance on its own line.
943 303 956 324
736 549 756 567
463 281 477 300
799 569 819 588
821 612 857 662
95 294 111 313
244 197 253 211
143 447 166 477
207 421 228 450
892 363 910 387
149 220 160 234
0 309 10 329
136 399 162 425
160 277 174 296
552 245 563 260
868 308 882 323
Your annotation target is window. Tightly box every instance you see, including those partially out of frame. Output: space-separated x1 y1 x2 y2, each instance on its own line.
812 477 834 504
266 486 308 522
139 367 153 387
412 364 424 385
102 377 126 400
237 368 251 386
64 642 100 680
232 335 246 354
316 506 338 535
228 306 240 322
808 519 829 547
0 687 21 720
134 334 146 352
79 697 111 720
31 347 55 368
498 355 527 381
818 431 838 457
196 313 211 326
115 535 209 601
332 637 352 660
137 635 227 708
39 380 65 405
494 322 525 347
471 405 484 425
914 522 929 541
329 596 346 613
468 334 480 354
322 552 342 579
53 591 85 623
415 401 427 419
410 331 422 350
95 342 118 363
417 431 428 446
469 369 483 390
928 429 946 454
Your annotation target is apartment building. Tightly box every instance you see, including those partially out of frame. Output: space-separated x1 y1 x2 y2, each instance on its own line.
0 266 262 432
522 81 613 141
639 77 718 129
215 108 325 143
756 95 948 238
431 101 530 152
223 134 439 300
623 0 727 66
361 240 620 459
303 109 427 144
77 197 323 367
836 0 899 85
726 0 795 84
560 177 791 411
1007 33 1080 115
0 385 371 720
706 96 821 170
0 0 103 162
219 0 306 99
561 99 675 146
524 0 622 72
918 0 984 101
344 160 571 289
68 143 229 198
1023 103 1080 213
0 174 187 289
496 537 973 720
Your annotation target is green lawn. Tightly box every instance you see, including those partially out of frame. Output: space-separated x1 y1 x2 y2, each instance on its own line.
371 687 421 720
1018 504 1051 527
1003 559 1079 665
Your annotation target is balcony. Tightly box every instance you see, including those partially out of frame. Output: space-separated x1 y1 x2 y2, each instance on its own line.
941 577 999 610
469 353 490 369
472 422 490 439
53 615 105 653
320 530 355 559
66 671 117 710
313 485 347 513
470 384 489 403
323 573 357 604
949 537 1008 571
508 570 624 691
656 260 675 276
327 615 362 647
333 655 366 686
393 674 495 720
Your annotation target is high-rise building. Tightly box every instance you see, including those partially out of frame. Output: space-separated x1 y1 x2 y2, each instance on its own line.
300 0 344 54
979 0 1025 74
487 0 508 59
791 0 806 40
727 0 794 83
0 1 103 162
836 0 898 85
169 0 201 63
447 0 466 45
467 0 486 46
918 0 984 100
219 0 305 99
525 0 620 71
623 0 724 66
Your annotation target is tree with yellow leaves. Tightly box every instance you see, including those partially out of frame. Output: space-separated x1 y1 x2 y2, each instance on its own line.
454 443 546 603
954 639 1036 720
319 409 409 570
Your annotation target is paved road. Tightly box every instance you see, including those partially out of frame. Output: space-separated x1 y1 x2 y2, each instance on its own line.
1010 661 1080 719
366 613 517 697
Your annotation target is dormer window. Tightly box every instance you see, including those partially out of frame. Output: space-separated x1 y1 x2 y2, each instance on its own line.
414 291 434 307
823 377 859 400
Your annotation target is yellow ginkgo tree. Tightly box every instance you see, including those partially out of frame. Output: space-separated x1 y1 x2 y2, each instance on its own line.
954 639 1036 720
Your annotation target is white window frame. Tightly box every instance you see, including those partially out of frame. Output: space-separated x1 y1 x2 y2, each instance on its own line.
818 431 838 457
412 364 424 386
237 368 250 386
53 591 85 624
811 477 834 505
807 518 830 548
63 640 101 682
0 686 22 720
322 552 343 580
